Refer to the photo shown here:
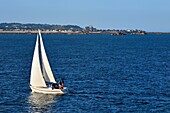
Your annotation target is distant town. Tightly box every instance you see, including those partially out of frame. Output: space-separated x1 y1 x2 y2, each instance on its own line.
0 23 160 35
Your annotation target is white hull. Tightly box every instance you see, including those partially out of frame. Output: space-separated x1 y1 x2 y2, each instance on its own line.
30 86 64 95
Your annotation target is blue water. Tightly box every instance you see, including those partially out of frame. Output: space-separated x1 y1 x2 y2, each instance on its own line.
0 34 170 112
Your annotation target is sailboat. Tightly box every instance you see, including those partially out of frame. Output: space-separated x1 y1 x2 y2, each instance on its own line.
30 30 65 94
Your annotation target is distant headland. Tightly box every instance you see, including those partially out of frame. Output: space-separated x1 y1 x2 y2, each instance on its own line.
0 23 169 35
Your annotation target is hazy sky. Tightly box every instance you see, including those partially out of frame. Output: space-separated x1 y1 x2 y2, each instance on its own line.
0 0 170 32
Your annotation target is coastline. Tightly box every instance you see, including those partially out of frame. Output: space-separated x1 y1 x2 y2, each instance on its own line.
0 30 169 35
0 30 100 34
0 23 169 35
0 30 147 35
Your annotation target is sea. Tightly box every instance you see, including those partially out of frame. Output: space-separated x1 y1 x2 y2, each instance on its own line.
0 33 170 113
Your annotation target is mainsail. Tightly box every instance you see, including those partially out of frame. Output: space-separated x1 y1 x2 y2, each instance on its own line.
30 35 47 87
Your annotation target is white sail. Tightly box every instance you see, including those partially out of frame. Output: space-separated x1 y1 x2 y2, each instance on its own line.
39 30 56 83
30 35 47 87
30 31 66 94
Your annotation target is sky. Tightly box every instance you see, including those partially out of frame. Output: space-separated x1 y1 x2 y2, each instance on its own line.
0 0 170 32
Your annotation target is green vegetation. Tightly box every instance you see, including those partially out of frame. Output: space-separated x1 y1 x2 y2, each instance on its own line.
0 23 83 31
0 23 146 35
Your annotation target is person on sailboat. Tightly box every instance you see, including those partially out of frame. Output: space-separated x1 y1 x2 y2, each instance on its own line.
59 79 64 90
51 83 59 89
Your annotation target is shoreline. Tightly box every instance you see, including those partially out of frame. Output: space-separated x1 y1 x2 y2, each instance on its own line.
0 30 169 34
0 30 102 34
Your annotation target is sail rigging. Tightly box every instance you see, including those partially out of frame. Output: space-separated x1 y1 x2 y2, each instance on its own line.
30 31 56 87
39 31 56 83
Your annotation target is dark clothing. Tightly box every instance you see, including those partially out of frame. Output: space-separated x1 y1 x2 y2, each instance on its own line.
52 83 59 89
